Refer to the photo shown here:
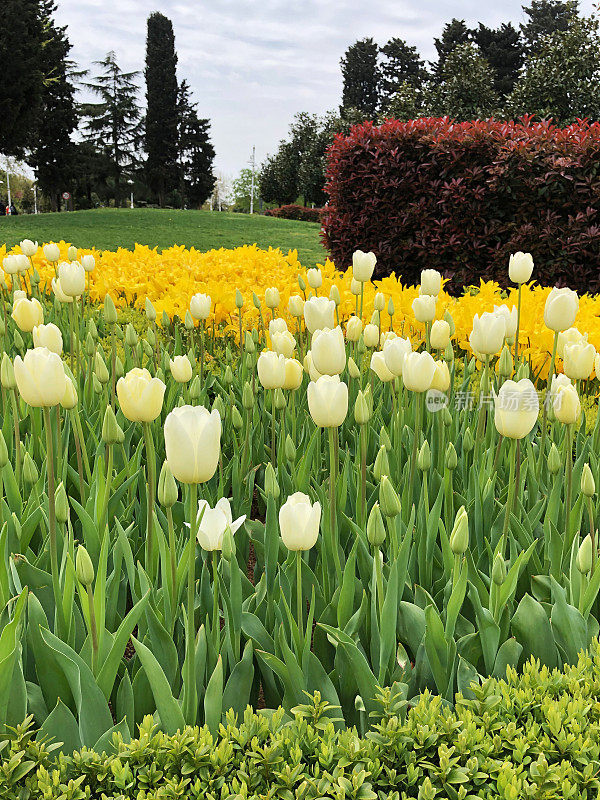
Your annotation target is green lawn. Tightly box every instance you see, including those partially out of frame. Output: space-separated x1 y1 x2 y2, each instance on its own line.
0 208 328 267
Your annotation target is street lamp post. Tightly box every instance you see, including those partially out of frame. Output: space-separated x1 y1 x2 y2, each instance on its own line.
5 164 11 210
128 179 134 209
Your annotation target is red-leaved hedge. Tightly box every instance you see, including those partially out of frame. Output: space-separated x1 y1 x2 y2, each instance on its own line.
322 117 600 294
264 204 323 222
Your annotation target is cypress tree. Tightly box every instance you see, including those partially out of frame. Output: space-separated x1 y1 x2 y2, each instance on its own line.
473 23 524 99
340 38 380 120
0 0 44 157
31 0 77 211
144 12 180 206
178 81 215 208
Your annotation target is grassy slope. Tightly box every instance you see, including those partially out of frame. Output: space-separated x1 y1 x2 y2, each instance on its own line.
0 208 328 267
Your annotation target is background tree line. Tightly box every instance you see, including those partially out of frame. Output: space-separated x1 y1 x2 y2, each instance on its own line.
0 4 215 211
259 0 600 210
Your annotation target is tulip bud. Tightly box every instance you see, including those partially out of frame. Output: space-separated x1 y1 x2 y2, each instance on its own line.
348 357 360 379
244 331 255 353
0 319 4 337
67 245 78 261
32 269 40 286
379 426 392 452
466 358 476 376
147 328 156 347
224 365 234 387
145 298 156 321
374 292 385 312
329 285 341 306
354 390 371 425
388 298 395 317
0 431 8 469
449 506 469 555
367 503 386 547
285 435 296 464
184 310 194 331
125 323 138 348
417 440 431 471
93 374 102 394
492 553 506 585
379 475 401 518
232 406 243 430
55 481 69 523
102 405 122 444
463 428 474 453
23 452 39 485
548 442 561 475
298 275 307 292
242 382 254 409
104 294 117 325
143 340 153 359
373 445 390 480
158 460 178 507
582 464 595 498
76 545 95 586
370 310 380 327
252 292 261 310
222 528 235 561
443 342 454 364
445 442 457 471
85 332 96 357
265 462 279 498
94 351 109 384
498 345 513 378
443 310 455 336
116 357 125 379
162 310 170 328
189 375 202 400
87 319 98 341
516 362 529 380
442 406 452 427
274 387 286 410
212 395 225 419
235 289 244 309
1 353 16 389
13 330 24 352
577 534 593 575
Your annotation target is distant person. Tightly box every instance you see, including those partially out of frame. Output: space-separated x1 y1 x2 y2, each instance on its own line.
9 203 17 216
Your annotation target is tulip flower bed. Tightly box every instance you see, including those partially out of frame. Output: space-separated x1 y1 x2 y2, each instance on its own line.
1 239 600 775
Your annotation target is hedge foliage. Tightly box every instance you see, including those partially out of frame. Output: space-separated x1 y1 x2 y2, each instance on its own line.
4 643 600 799
322 116 600 294
265 203 323 222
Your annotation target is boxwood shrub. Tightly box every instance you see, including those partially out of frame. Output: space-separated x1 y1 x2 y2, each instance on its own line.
3 644 600 799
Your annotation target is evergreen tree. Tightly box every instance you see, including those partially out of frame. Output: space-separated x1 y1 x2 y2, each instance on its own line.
432 19 472 82
380 38 427 105
0 0 44 157
178 81 215 208
520 0 579 53
81 51 141 206
474 23 524 98
340 38 380 120
507 12 600 124
144 12 180 206
30 0 77 211
426 42 498 120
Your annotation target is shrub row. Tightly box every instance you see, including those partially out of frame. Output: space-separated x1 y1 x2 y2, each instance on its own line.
3 644 600 799
322 116 600 294
265 203 323 222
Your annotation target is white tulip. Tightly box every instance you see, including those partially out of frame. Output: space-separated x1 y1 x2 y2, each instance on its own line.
190 293 211 320
194 498 245 551
352 250 376 282
494 379 539 439
14 348 67 407
307 375 348 427
508 252 533 284
279 492 321 551
58 261 85 297
412 294 436 323
493 305 518 338
383 336 412 377
564 341 596 380
20 239 38 257
420 269 442 297
164 405 221 484
303 296 335 334
544 287 578 332
311 326 346 375
402 351 436 392
33 323 63 354
257 350 286 389
469 312 505 356
370 351 395 382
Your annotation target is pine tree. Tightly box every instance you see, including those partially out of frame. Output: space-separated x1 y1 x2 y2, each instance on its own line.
520 0 579 53
380 38 427 106
473 23 524 99
432 19 472 82
178 81 215 208
81 51 141 206
144 12 180 206
0 0 44 157
340 38 380 120
30 0 77 211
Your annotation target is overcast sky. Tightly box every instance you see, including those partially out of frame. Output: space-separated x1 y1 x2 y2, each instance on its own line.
55 0 597 178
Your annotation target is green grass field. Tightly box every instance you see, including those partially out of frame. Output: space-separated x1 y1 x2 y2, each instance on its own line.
0 208 328 267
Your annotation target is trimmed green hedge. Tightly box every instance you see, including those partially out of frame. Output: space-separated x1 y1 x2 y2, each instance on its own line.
3 644 600 799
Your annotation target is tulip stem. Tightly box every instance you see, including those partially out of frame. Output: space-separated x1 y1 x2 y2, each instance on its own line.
87 583 99 675
212 550 220 649
374 545 384 618
360 423 367 530
143 422 157 577
565 423 574 536
184 482 198 725
328 426 342 583
296 551 303 641
476 356 490 444
538 331 559 478
271 389 276 465
407 393 423 515
10 388 21 484
110 323 116 410
515 284 522 365
43 406 66 639
167 506 177 630
199 320 205 387
500 438 517 557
